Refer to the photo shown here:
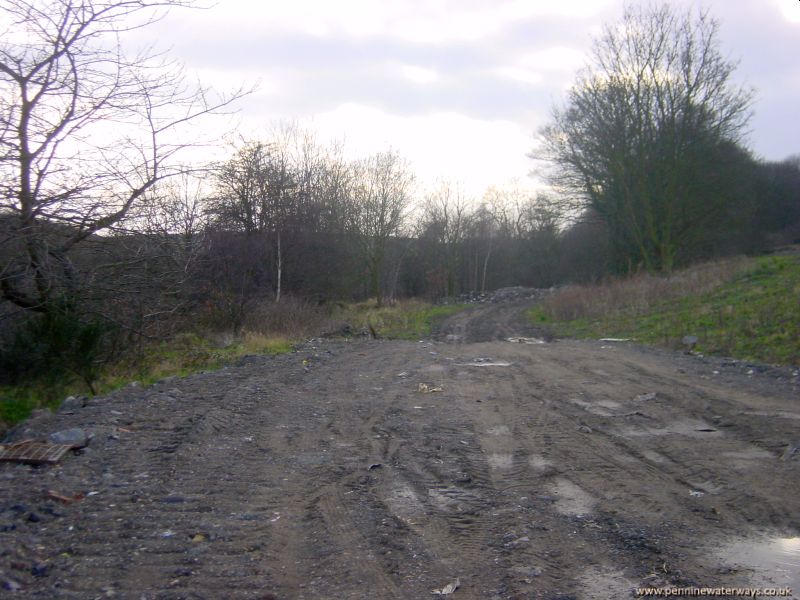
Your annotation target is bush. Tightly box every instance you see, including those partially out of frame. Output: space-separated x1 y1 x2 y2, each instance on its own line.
0 304 113 393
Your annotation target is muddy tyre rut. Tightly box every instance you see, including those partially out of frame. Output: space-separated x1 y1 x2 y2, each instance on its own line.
1 302 799 599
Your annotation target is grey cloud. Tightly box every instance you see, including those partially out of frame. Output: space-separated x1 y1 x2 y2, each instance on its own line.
164 0 797 161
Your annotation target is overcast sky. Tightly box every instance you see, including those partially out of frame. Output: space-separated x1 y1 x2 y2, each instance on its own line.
144 0 800 197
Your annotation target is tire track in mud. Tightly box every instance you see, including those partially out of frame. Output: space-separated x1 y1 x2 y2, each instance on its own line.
2 303 799 599
430 318 800 597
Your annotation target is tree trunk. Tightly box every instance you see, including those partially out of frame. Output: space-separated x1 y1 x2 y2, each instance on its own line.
275 230 282 303
481 237 493 293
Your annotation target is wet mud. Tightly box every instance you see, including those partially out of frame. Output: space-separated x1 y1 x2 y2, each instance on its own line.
1 301 799 598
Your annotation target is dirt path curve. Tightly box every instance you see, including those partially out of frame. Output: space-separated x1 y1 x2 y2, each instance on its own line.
2 301 799 599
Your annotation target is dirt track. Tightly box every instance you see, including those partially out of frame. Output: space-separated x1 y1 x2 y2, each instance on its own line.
1 301 799 599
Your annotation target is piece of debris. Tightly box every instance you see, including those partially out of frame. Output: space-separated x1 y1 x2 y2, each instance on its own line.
599 338 631 342
45 490 84 504
689 490 704 497
368 463 382 470
49 428 91 449
0 440 74 465
507 337 546 344
191 533 207 543
397 371 409 377
577 425 593 434
432 578 460 595
418 383 444 393
634 392 658 402
781 443 799 461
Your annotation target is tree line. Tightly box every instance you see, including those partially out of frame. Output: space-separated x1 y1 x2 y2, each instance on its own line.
1 0 798 389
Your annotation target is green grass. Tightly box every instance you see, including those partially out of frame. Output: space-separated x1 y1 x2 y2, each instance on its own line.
1 297 467 432
1 331 293 432
334 299 467 340
530 254 800 366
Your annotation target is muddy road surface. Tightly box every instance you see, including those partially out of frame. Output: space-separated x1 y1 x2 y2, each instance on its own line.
2 301 799 599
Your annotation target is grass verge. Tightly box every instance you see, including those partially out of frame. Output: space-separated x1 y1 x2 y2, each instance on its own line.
530 254 800 366
0 332 292 433
1 297 468 432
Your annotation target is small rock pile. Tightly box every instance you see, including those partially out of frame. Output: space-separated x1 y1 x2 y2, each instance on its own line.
442 286 550 305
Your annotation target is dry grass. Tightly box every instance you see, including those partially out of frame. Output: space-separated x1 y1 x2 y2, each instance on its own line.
241 296 331 338
540 256 754 322
330 298 467 340
531 253 800 366
1 294 467 431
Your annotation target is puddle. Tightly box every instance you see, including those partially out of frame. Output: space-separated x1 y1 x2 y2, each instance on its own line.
385 484 425 523
740 410 800 421
487 453 514 470
717 536 800 592
456 361 513 367
640 449 669 464
722 447 774 460
596 399 622 410
687 479 723 494
428 487 458 511
529 455 552 471
620 418 722 438
568 397 619 417
529 454 557 476
486 425 511 436
548 478 595 516
428 486 484 513
577 565 636 600
722 446 774 469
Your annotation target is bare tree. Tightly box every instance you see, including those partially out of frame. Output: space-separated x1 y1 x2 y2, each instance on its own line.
466 203 496 293
0 0 248 313
538 3 753 273
419 181 472 297
484 184 530 239
211 134 302 303
349 151 414 306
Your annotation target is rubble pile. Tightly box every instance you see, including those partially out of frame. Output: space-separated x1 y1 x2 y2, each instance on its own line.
442 286 551 305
